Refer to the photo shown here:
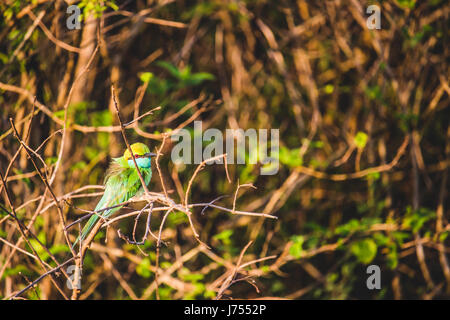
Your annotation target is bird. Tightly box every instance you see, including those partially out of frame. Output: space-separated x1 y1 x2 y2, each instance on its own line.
72 142 156 249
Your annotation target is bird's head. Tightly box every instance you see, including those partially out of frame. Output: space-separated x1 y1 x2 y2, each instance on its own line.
123 143 156 169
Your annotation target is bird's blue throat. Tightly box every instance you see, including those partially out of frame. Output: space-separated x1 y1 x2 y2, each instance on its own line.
127 157 151 168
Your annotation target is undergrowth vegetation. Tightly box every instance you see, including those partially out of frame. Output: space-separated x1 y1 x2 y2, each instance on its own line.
0 0 449 299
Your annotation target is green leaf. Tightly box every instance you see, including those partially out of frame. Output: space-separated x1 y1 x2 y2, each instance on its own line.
213 229 233 246
334 219 360 236
167 211 188 226
279 147 303 168
53 109 65 120
439 231 449 243
392 231 410 244
366 171 380 181
386 244 399 269
139 72 153 83
50 244 71 255
45 157 58 166
351 239 377 264
156 61 181 78
84 146 98 161
396 0 416 9
71 161 87 171
324 84 334 94
184 72 215 86
373 232 389 246
91 110 112 127
354 131 368 149
402 206 435 233
106 1 119 11
204 290 216 299
158 286 174 300
289 235 304 258
2 265 32 279
136 258 152 278
261 265 271 273
181 272 204 282
364 85 382 101
184 283 206 299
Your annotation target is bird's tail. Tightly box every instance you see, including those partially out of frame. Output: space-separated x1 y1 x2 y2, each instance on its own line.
71 211 104 250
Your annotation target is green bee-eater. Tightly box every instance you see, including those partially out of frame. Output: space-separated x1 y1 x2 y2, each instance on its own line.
73 142 156 248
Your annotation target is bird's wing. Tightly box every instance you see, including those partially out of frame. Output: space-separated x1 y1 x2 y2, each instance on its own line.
73 174 129 248
72 168 150 248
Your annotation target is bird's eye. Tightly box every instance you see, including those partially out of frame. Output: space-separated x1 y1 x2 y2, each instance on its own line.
127 155 142 160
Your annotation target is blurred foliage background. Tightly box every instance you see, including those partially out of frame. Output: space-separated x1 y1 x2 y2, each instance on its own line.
0 0 449 300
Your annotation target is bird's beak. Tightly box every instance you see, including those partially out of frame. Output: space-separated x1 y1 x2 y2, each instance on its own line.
144 152 157 158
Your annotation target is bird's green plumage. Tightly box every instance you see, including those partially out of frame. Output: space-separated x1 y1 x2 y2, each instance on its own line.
73 143 153 248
